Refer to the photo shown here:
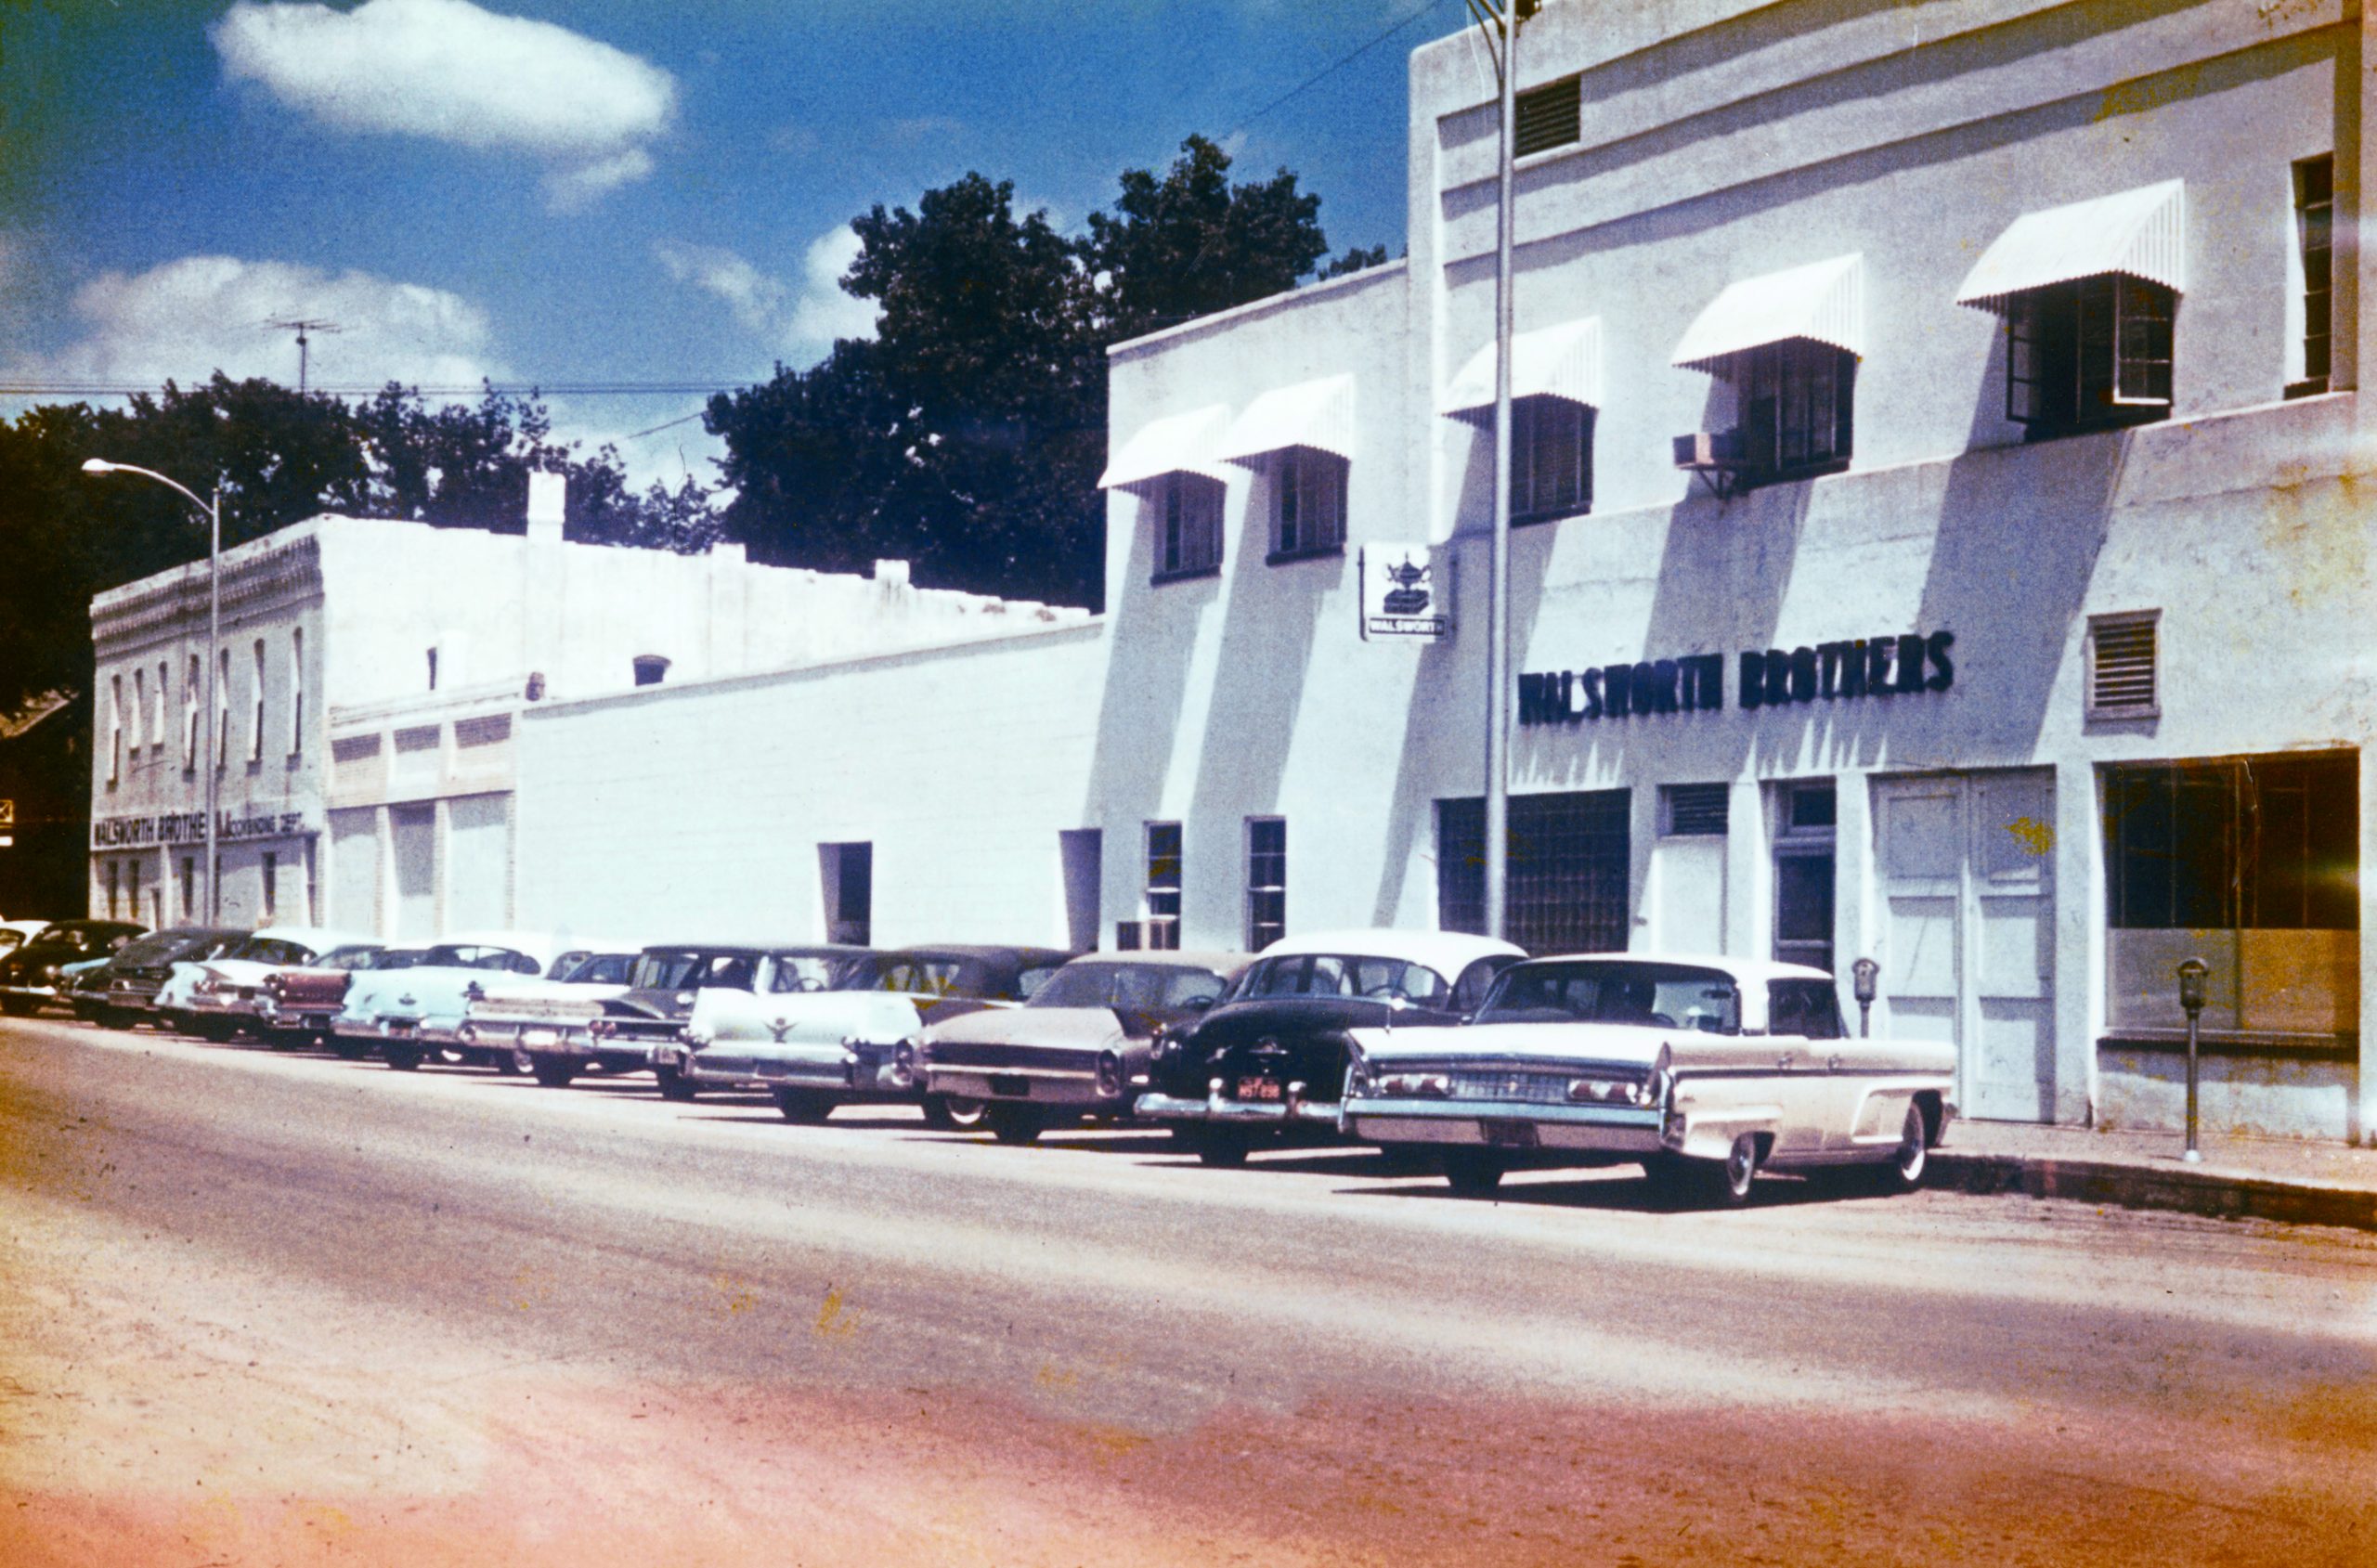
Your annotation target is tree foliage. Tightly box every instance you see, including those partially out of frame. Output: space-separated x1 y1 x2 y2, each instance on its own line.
0 375 712 713
708 136 1384 613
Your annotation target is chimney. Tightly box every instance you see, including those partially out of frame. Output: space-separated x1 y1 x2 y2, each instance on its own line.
874 558 911 589
526 472 566 545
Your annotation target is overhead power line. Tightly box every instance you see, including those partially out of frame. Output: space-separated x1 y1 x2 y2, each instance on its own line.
0 382 744 398
1233 0 1457 134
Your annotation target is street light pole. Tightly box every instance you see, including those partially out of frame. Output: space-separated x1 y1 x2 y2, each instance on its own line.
81 460 222 924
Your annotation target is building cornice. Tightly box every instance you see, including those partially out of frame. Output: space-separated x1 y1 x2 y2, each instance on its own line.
91 527 325 650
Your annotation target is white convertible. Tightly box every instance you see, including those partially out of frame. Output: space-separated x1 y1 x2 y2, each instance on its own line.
1343 953 1955 1206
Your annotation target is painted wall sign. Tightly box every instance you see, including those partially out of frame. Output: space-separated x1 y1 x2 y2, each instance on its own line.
1520 631 1954 726
1359 545 1451 641
91 809 316 849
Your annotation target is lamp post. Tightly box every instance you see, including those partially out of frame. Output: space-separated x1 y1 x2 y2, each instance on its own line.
2176 956 2208 1163
80 460 220 925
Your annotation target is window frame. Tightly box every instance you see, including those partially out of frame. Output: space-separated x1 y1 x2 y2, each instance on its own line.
1144 822 1183 951
1729 340 1855 486
2006 275 2176 436
290 629 304 756
2290 154 2333 398
1245 817 1286 952
107 674 123 787
1510 395 1594 525
1268 447 1347 563
183 654 201 771
1151 473 1225 584
250 639 266 763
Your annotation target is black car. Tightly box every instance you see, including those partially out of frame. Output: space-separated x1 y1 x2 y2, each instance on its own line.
84 927 248 1029
0 920 148 1017
1137 929 1524 1166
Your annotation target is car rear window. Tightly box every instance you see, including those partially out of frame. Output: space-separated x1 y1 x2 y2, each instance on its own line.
1239 953 1451 1006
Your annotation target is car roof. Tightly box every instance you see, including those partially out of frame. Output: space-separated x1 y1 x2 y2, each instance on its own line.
638 940 874 955
883 944 1078 965
1515 951 1837 985
249 926 371 950
1063 950 1252 976
1255 928 1526 971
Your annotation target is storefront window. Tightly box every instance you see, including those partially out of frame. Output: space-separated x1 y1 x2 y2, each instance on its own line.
1438 790 1630 955
2103 754 2358 1036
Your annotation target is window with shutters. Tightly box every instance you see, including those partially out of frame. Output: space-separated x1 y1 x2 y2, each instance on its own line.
2290 155 2332 399
2005 276 2174 436
1661 784 1730 837
1513 76 1580 158
2086 611 2159 719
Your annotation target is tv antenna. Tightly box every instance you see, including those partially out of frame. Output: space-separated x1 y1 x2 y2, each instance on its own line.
264 317 343 395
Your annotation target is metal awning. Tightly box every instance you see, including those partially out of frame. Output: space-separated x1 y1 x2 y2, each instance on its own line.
1670 253 1864 371
1955 178 2186 311
1097 404 1231 489
1215 374 1357 464
1441 317 1604 419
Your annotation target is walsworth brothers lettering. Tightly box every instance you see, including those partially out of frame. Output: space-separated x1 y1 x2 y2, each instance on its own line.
1519 632 1954 726
90 809 312 849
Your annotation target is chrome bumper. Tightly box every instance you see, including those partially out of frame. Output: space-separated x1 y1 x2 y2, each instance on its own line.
1344 1098 1664 1151
675 1039 914 1095
1134 1090 1344 1127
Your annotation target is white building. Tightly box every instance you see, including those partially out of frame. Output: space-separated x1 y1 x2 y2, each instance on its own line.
89 474 1089 939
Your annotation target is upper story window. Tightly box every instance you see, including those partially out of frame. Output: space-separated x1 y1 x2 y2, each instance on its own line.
214 649 229 772
289 629 304 755
632 654 671 687
1444 318 1601 525
183 654 200 771
2291 154 2333 399
1671 255 1862 494
1214 374 1357 566
152 661 166 751
1956 179 2184 441
130 667 145 754
1155 472 1224 580
107 675 123 786
250 639 266 762
1513 76 1581 158
1144 823 1183 951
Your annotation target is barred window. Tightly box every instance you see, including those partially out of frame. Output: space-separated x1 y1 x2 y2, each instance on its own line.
1246 818 1286 951
1438 790 1630 956
1145 823 1183 951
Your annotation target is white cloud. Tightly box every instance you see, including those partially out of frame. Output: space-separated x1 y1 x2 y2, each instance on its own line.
213 0 674 210
12 254 505 392
653 227 877 363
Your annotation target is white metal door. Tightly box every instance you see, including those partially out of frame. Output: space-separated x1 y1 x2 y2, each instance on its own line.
1875 770 2056 1122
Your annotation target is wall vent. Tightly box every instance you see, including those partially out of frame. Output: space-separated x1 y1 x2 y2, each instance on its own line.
1514 76 1582 158
1662 783 1731 837
2087 611 2159 718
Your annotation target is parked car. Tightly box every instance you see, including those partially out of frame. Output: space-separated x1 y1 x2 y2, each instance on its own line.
331 934 620 1071
1137 929 1525 1166
670 944 1075 1119
0 918 53 963
59 957 116 1020
258 944 428 1052
0 920 147 1016
452 949 646 1084
91 927 249 1029
500 943 870 1093
918 951 1250 1144
1342 953 1956 1204
180 927 370 1041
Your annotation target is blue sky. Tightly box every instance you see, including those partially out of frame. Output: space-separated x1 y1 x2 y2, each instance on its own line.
2 0 1466 492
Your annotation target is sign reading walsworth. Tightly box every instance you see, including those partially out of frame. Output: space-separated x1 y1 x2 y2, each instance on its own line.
91 809 315 849
1520 631 1955 726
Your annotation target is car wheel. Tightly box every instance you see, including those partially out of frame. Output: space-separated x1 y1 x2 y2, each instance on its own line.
654 1064 698 1102
1709 1134 1760 1207
1440 1147 1507 1197
919 1093 989 1132
773 1087 835 1123
1872 1104 1929 1196
530 1056 578 1090
1181 1125 1251 1168
329 1038 368 1061
97 1008 134 1030
267 1028 307 1052
190 1016 236 1043
383 1046 423 1071
984 1103 1044 1146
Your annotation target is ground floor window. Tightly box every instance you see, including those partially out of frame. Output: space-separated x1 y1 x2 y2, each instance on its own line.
1773 781 1837 975
820 841 872 947
1437 790 1630 955
180 856 195 918
103 860 120 917
1245 818 1285 951
1145 823 1182 950
2103 752 2358 1035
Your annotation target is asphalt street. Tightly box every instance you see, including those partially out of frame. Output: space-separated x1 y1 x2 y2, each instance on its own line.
1 1015 2371 1566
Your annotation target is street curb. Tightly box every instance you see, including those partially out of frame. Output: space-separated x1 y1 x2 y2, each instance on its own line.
1929 1151 2377 1232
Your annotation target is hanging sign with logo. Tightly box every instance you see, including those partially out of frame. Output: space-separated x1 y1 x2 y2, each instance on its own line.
1359 545 1452 641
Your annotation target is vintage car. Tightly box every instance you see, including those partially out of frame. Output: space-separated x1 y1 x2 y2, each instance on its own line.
257 944 429 1051
1137 929 1525 1166
917 951 1250 1144
498 943 870 1094
451 949 645 1084
331 934 617 1071
0 920 148 1016
59 957 116 1020
0 918 52 962
669 944 1075 1120
1342 953 1956 1205
92 927 248 1029
180 927 370 1041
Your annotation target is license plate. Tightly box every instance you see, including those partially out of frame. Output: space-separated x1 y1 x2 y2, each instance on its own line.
990 1074 1029 1098
1480 1119 1540 1149
521 1028 558 1049
1236 1077 1283 1102
384 1020 417 1035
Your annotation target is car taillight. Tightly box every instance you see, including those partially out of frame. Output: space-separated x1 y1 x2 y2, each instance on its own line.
589 1017 617 1038
1379 1073 1450 1098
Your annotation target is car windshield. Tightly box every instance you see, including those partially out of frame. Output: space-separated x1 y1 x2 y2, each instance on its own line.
229 937 313 965
1475 961 1742 1033
1030 962 1230 1011
310 945 384 972
1237 953 1453 1006
29 925 78 947
766 953 863 993
630 951 760 991
421 944 541 973
368 949 432 970
561 952 637 985
115 931 201 965
868 957 969 997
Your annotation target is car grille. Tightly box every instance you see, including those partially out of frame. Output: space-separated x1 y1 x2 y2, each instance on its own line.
1443 1069 1576 1105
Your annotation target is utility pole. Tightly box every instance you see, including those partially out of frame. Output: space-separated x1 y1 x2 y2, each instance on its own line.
1465 0 1535 942
265 317 342 395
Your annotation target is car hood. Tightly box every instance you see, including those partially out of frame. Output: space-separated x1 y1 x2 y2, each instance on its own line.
195 958 300 988
1349 1022 1958 1076
343 965 514 1017
923 1006 1126 1052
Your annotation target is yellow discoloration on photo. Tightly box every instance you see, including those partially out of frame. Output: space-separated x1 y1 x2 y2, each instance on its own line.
813 1285 862 1341
710 1273 760 1315
1033 1361 1079 1392
2006 817 2054 856
509 1265 554 1311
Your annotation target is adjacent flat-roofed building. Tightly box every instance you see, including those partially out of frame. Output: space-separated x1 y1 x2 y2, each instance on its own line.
1086 0 2373 1139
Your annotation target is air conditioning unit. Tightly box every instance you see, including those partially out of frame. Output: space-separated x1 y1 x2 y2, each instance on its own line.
1672 430 1746 470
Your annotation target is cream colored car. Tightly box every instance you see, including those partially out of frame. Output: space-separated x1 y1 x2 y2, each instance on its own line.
1343 954 1955 1206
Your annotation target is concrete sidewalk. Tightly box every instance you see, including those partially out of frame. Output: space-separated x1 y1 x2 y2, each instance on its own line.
1932 1119 2377 1232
